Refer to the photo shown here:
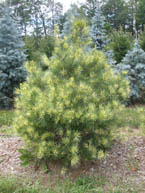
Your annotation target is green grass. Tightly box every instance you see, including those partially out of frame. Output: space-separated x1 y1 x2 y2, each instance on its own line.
0 175 141 193
117 106 145 129
112 105 145 141
0 110 14 135
0 176 48 193
0 110 14 127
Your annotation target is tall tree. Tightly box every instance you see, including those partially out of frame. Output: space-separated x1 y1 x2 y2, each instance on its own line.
136 0 145 31
82 0 103 19
127 0 139 37
5 0 32 36
102 0 128 30
50 1 63 33
5 0 63 36
30 0 63 36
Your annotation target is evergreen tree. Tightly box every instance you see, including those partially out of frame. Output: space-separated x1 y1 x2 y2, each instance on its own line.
108 29 133 64
90 7 107 49
62 4 84 36
139 30 145 51
105 50 117 68
13 19 129 170
118 41 145 103
90 6 116 66
0 5 26 109
102 0 128 31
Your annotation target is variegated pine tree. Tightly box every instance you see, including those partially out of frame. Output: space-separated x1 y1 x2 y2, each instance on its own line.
13 19 129 171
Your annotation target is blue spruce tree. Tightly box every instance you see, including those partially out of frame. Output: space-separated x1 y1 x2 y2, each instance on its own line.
90 6 116 66
0 5 26 109
90 7 107 50
118 41 145 103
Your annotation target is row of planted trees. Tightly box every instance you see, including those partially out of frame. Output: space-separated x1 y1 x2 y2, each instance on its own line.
0 3 145 170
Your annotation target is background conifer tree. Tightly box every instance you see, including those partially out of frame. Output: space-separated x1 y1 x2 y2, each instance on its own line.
62 4 85 37
108 29 132 64
118 41 145 103
90 7 107 50
0 5 26 109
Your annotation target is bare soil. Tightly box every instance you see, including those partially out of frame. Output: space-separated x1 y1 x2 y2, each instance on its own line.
1 135 145 190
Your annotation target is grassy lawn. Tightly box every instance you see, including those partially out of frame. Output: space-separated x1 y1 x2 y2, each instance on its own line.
113 106 145 141
0 175 141 193
0 110 14 135
0 110 14 127
0 106 145 193
117 106 145 129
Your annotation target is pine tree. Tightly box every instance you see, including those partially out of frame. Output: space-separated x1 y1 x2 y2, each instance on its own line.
13 19 129 170
62 4 83 36
108 29 133 64
118 41 145 103
90 6 116 66
0 5 26 109
90 7 107 50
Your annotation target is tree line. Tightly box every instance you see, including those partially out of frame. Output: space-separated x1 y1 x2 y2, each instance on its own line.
1 0 145 37
1 0 145 108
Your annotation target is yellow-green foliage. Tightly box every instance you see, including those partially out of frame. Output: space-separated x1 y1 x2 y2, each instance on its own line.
13 19 129 168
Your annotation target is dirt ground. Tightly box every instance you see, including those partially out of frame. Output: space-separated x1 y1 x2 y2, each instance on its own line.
1 135 145 190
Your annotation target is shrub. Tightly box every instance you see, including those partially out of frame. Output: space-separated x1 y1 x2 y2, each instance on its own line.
108 29 133 64
118 41 145 104
13 19 129 169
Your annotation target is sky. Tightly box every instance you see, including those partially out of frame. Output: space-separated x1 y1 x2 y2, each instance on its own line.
56 0 86 12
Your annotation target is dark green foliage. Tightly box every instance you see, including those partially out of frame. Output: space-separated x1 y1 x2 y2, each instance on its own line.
139 30 145 51
108 29 133 63
24 35 55 62
136 0 145 31
102 0 128 31
0 6 26 109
